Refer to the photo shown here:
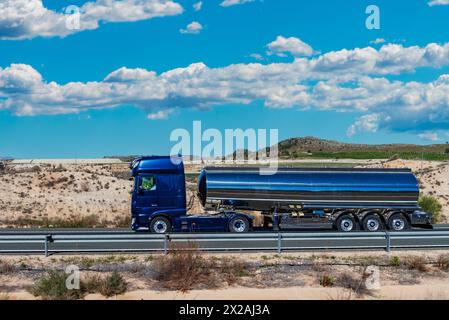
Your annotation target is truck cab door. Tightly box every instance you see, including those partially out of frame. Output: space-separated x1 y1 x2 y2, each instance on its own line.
135 174 158 214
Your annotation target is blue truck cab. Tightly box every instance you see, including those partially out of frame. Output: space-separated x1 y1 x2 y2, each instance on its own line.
130 156 253 233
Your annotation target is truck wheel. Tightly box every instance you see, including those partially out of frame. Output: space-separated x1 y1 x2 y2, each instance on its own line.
362 214 384 232
388 213 410 232
336 215 356 232
229 217 249 233
150 216 171 234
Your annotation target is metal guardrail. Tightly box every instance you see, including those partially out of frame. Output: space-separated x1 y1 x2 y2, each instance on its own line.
1 231 449 256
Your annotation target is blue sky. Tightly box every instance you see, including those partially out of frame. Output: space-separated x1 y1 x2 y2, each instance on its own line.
1 0 449 158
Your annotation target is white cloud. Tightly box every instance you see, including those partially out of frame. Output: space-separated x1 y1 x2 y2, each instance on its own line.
249 53 264 61
267 36 314 57
370 38 386 44
220 0 255 7
147 109 173 120
428 0 449 6
418 132 441 141
0 0 183 40
193 1 203 11
179 21 203 34
346 114 380 137
3 42 449 137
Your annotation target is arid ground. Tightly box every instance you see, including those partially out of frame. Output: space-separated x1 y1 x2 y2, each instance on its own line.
3 251 449 300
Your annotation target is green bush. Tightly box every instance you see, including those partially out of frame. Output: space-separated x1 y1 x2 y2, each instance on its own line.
99 272 128 297
319 274 336 287
389 256 401 267
419 195 442 223
29 271 128 300
28 271 84 300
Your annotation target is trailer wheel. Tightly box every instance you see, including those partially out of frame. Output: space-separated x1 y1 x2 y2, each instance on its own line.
149 216 171 234
362 214 384 232
229 217 250 233
388 213 410 232
336 215 356 232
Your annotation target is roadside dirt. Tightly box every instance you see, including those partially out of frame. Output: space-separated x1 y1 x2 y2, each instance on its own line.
2 251 449 300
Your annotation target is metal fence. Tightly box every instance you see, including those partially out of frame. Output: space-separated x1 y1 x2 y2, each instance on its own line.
1 231 449 256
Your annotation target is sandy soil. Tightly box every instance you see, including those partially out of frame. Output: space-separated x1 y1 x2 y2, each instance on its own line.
0 162 133 227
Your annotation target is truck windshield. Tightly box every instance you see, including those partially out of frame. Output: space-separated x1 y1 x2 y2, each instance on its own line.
141 176 156 191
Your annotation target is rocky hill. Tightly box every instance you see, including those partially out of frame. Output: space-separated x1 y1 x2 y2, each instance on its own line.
277 136 449 158
279 136 448 153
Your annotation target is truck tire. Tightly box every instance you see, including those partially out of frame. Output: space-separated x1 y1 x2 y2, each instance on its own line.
150 216 171 234
229 217 250 233
362 214 384 232
336 214 357 232
388 213 410 232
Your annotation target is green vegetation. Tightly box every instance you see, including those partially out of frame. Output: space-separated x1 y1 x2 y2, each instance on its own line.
28 270 128 300
293 151 449 161
319 274 336 287
419 195 443 223
83 272 128 297
389 256 401 267
28 271 84 300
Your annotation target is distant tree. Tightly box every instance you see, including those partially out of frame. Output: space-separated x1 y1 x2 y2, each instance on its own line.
445 148 449 154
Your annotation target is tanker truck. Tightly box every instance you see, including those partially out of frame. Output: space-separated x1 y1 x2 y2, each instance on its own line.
130 156 432 233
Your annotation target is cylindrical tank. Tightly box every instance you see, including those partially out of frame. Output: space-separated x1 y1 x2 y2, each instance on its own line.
197 167 419 210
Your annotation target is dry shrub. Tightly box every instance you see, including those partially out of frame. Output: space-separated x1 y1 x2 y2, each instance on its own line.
8 214 103 228
51 164 67 172
83 272 127 297
114 215 131 228
311 261 327 272
336 270 371 296
153 242 216 292
79 181 90 192
0 260 15 274
219 257 250 285
436 255 449 271
407 256 429 272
